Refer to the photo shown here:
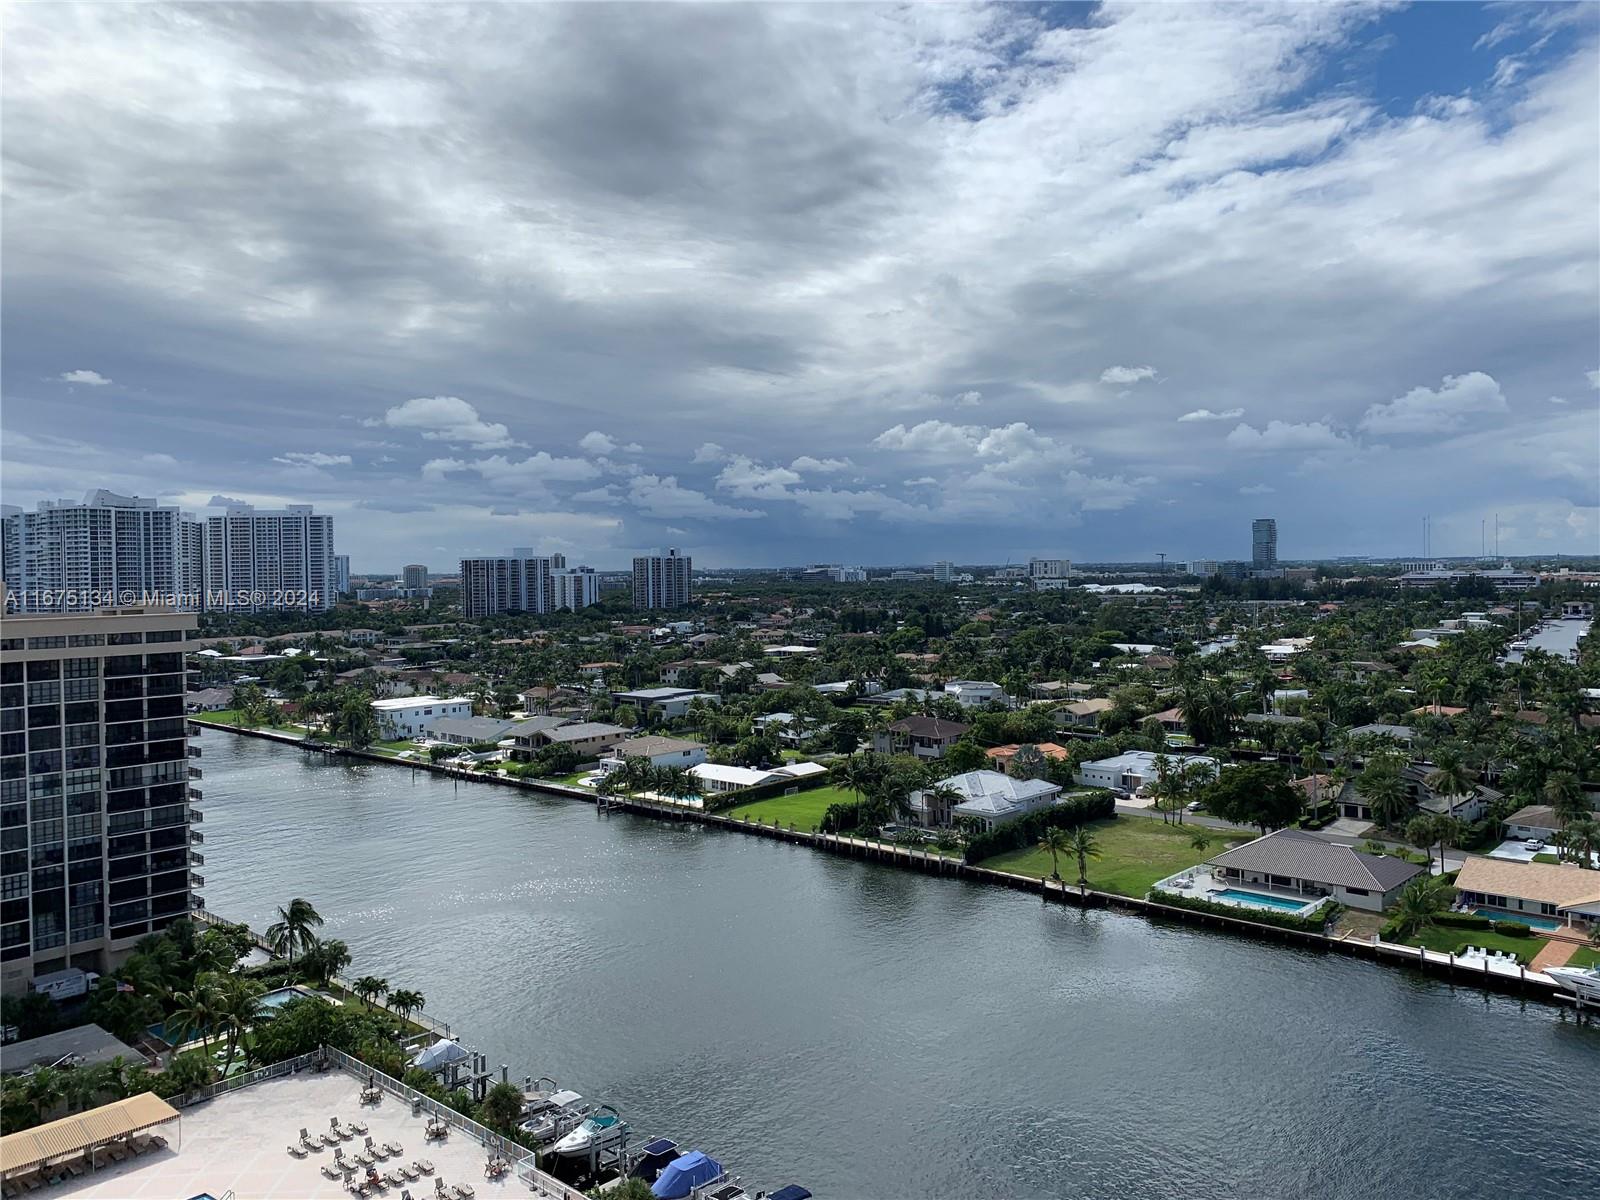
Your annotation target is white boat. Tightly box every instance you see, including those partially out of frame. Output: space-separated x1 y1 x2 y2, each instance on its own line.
518 1090 589 1143
1544 965 1600 1001
550 1104 628 1158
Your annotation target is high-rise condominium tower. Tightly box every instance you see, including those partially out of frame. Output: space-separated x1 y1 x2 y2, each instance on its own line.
1251 518 1278 569
632 548 691 610
203 503 336 612
2 491 203 612
1 607 201 994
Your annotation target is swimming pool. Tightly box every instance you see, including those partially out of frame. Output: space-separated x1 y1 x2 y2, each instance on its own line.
1473 908 1560 932
148 986 310 1045
1214 888 1313 913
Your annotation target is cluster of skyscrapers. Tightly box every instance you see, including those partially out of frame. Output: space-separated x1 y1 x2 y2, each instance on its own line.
3 491 337 613
459 551 603 619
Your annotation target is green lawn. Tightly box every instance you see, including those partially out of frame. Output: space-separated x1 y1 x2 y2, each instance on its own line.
1565 946 1600 969
977 817 1257 898
1404 926 1547 965
726 784 855 830
191 711 306 738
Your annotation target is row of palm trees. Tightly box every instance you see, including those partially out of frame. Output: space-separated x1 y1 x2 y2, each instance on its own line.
595 757 701 804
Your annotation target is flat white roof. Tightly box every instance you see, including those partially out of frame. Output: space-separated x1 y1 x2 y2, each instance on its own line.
370 696 472 711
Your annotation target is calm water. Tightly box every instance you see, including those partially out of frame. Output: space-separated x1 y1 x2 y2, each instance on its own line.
198 732 1600 1199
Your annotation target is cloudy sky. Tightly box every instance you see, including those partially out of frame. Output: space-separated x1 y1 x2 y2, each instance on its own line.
3 2 1597 570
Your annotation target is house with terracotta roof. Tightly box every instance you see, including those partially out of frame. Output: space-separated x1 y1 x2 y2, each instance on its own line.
1453 857 1600 931
986 742 1071 774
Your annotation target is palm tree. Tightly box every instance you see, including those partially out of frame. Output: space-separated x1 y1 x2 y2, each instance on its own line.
265 898 324 963
1542 771 1588 826
1405 815 1440 874
653 765 700 804
1389 876 1450 940
300 938 351 987
353 976 390 1009
1565 817 1600 870
1189 831 1211 854
1066 827 1101 897
921 783 963 830
165 975 226 1066
1037 827 1071 882
388 989 426 1022
23 1067 63 1123
216 976 265 1077
1357 757 1411 830
1423 749 1477 819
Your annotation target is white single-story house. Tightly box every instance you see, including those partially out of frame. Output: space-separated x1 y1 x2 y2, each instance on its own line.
1502 805 1563 843
612 687 721 720
1074 751 1220 795
690 763 782 794
1454 857 1600 930
600 735 707 774
1207 828 1424 912
429 715 521 746
370 696 474 740
910 770 1061 831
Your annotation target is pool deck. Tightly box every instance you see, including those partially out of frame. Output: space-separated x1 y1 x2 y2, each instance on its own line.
1152 868 1324 917
53 1072 544 1200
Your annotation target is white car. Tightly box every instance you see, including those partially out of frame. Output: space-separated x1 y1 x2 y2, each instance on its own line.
1523 839 1546 852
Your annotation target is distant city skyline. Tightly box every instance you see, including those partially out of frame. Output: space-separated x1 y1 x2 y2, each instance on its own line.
3 4 1596 568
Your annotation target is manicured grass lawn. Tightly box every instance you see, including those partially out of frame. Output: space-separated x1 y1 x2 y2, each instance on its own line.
553 770 594 788
977 817 1257 898
1565 946 1600 969
191 711 306 738
726 784 855 830
1404 926 1546 965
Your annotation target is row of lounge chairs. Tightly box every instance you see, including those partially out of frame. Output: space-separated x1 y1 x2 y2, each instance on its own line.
0 1134 168 1196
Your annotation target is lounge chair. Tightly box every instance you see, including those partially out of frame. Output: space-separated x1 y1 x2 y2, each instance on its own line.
455 1184 476 1200
323 1164 344 1179
289 1144 308 1158
386 1170 406 1187
434 1179 447 1197
415 1159 434 1175
402 1191 415 1200
400 1163 419 1181
356 1151 376 1167
351 1120 370 1135
385 1141 404 1156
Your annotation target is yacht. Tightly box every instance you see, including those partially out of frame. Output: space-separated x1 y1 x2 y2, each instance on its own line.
518 1090 589 1143
1545 965 1600 1002
551 1104 629 1159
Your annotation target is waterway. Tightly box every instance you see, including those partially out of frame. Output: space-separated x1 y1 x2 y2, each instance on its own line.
1503 616 1590 665
196 732 1600 1199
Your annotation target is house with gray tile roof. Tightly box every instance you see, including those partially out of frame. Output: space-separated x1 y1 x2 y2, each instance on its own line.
910 769 1060 831
1208 828 1423 911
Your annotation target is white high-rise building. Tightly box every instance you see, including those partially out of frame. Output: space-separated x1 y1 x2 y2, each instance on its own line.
203 503 336 612
2 491 203 612
632 548 691 610
333 554 352 594
553 567 602 611
402 564 429 589
459 556 557 618
932 561 954 582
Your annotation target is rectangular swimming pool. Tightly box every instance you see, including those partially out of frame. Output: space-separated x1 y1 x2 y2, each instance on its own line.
1214 887 1312 913
1473 908 1560 932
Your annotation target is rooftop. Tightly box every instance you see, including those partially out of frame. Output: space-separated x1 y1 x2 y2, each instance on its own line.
1210 829 1423 892
612 735 702 757
542 722 630 743
1455 856 1600 912
884 715 969 739
48 1070 546 1200
0 1024 143 1076
370 696 470 711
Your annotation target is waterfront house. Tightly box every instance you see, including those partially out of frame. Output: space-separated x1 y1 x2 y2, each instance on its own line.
1074 751 1219 795
429 715 521 746
601 735 707 773
690 763 783 794
1453 857 1600 930
184 686 233 713
1207 829 1423 912
1502 804 1563 843
943 680 1009 708
911 770 1061 831
526 721 631 758
872 715 970 760
1346 722 1415 746
1333 763 1495 824
370 696 474 740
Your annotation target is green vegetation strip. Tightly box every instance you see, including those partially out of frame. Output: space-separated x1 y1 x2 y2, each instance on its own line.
725 784 857 829
978 817 1255 898
1403 926 1547 965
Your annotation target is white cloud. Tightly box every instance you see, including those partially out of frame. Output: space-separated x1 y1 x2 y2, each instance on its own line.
140 452 177 466
273 451 352 468
59 369 111 386
578 431 641 456
420 458 465 482
692 442 729 464
1358 371 1506 435
952 390 983 407
1588 370 1599 390
790 455 852 473
716 456 803 498
381 396 519 449
1178 407 1244 422
470 453 601 487
873 420 981 455
1100 366 1157 385
1225 420 1351 452
628 474 762 520
1549 396 1568 405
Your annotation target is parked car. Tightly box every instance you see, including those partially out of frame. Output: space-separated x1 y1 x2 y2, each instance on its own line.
1185 801 1204 813
1524 839 1546 852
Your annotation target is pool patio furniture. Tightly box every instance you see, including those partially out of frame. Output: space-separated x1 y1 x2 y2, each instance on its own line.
401 1162 420 1180
350 1119 369 1135
415 1159 435 1175
288 1144 308 1158
386 1169 407 1186
323 1164 344 1179
385 1140 404 1156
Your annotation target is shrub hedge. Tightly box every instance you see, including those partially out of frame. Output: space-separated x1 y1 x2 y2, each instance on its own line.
1435 913 1493 930
1153 888 1340 934
1490 920 1533 938
962 791 1115 863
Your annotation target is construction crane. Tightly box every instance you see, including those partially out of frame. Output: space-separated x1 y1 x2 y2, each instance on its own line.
1156 552 1167 573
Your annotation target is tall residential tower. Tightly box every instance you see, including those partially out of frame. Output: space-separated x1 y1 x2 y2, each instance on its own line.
202 503 336 612
1251 518 1278 569
632 548 691 610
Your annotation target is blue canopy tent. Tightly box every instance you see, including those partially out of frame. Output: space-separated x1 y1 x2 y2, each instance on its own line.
650 1150 723 1198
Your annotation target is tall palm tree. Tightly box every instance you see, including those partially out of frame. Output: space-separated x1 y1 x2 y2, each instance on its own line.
1542 771 1588 826
165 975 226 1067
1423 749 1477 819
1357 756 1411 830
265 898 324 963
1066 827 1101 897
1565 817 1600 870
1389 876 1449 940
921 782 963 830
1037 827 1071 882
216 976 265 1077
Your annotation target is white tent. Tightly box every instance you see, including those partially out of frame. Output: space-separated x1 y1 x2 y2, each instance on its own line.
411 1038 470 1071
